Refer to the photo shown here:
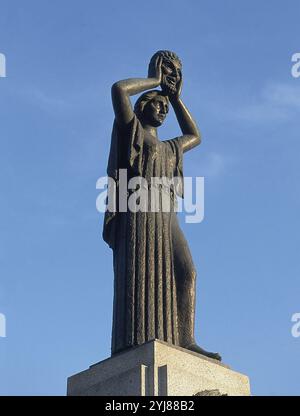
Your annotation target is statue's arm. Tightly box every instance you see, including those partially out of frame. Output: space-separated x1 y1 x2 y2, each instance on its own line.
111 78 160 125
168 74 201 152
111 56 163 126
170 96 201 152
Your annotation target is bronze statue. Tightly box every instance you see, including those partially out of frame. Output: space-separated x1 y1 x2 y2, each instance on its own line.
103 50 221 361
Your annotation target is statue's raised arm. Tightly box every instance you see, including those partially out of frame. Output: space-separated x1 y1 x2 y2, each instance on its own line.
111 56 163 126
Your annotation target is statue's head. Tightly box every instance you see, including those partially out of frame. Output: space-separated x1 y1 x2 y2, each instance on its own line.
148 50 182 95
134 90 169 127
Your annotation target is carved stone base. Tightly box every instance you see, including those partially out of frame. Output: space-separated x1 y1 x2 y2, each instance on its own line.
67 340 250 396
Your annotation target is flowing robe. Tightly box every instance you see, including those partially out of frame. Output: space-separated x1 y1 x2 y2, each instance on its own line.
103 115 185 354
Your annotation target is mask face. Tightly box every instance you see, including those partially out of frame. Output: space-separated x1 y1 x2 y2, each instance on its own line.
161 58 182 95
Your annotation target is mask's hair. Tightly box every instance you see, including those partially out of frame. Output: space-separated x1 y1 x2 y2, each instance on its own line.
148 50 182 75
134 90 169 120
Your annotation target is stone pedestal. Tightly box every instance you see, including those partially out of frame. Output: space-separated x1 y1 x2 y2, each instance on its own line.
67 340 250 396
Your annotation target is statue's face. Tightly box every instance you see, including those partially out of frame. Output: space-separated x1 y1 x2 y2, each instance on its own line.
161 57 182 95
143 96 169 127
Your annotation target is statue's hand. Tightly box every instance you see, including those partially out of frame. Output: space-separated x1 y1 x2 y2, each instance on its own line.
148 56 163 84
168 72 182 101
175 75 183 99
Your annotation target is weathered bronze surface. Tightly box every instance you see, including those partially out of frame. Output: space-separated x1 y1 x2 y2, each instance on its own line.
103 50 221 361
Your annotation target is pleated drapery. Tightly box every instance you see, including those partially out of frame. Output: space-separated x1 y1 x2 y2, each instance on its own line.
103 116 184 355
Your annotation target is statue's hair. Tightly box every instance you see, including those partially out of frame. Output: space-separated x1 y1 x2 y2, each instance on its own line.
134 90 169 120
148 50 182 76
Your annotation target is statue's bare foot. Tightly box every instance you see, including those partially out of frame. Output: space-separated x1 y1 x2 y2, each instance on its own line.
185 343 222 361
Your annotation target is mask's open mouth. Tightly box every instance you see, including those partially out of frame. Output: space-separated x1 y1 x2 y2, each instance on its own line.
166 76 177 86
163 76 177 93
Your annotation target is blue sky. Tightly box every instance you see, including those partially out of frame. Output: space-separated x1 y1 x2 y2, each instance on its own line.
0 0 300 395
